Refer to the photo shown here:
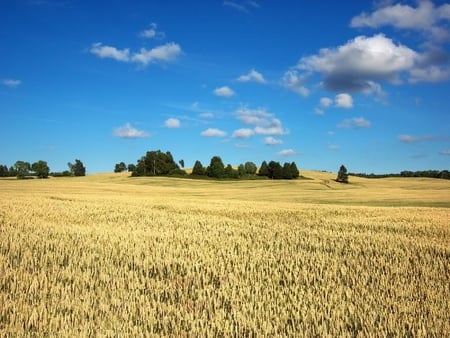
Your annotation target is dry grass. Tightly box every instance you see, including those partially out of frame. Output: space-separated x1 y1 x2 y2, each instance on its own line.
1 172 449 336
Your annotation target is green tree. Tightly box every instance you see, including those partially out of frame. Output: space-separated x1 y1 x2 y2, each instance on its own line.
336 165 349 183
191 160 205 176
31 160 50 178
268 161 283 179
127 163 136 172
224 164 239 178
132 150 178 176
290 162 300 178
282 162 294 179
206 156 225 178
68 159 86 176
244 161 257 175
114 162 127 173
258 161 269 177
179 159 185 168
237 164 246 177
0 165 9 177
14 161 31 179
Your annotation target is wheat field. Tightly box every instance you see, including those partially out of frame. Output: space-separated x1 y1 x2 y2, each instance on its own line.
1 172 449 337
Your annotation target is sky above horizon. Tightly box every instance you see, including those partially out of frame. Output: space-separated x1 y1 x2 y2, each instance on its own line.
1 0 450 174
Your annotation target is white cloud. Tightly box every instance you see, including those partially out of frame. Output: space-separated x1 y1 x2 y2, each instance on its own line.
350 1 450 32
335 93 353 108
199 112 214 119
440 149 450 155
237 69 266 83
2 79 21 88
201 128 227 137
277 149 296 156
264 136 283 145
140 23 165 39
223 0 260 13
113 123 150 138
337 117 371 129
165 118 180 128
281 69 309 96
398 134 435 143
90 43 130 62
328 144 341 151
213 86 235 97
409 65 450 83
132 42 181 65
236 107 288 136
320 97 333 108
232 128 255 138
297 34 417 92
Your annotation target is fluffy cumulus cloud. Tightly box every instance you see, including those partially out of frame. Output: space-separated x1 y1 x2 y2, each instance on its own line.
201 128 227 137
335 93 353 108
236 107 288 136
281 69 309 96
90 43 130 62
132 43 182 65
213 86 235 97
237 69 267 83
232 128 255 138
2 79 21 88
297 34 417 92
277 149 296 156
164 118 180 128
113 123 150 138
140 23 165 39
337 117 371 129
264 136 283 145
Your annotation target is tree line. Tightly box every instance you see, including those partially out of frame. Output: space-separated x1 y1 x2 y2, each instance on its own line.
0 159 86 178
349 170 450 180
119 150 301 180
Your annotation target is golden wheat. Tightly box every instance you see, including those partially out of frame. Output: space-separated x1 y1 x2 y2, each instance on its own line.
0 174 449 336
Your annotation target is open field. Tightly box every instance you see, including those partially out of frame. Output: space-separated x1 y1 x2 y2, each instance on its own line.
1 172 449 336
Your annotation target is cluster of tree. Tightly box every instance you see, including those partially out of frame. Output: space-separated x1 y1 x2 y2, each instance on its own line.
0 159 86 178
349 170 450 180
129 150 300 180
336 165 349 183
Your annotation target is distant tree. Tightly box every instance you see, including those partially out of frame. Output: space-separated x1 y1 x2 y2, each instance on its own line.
336 165 349 183
282 162 294 179
14 161 31 179
268 161 283 179
0 165 9 177
258 161 269 177
224 164 239 178
132 150 178 176
290 162 300 178
206 156 225 178
68 159 86 176
127 163 136 172
8 166 17 177
191 160 205 176
114 162 127 173
237 164 246 177
179 159 185 168
244 161 257 175
31 160 50 178
168 168 187 176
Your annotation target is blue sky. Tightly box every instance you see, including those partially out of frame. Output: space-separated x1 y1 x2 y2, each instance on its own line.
1 0 449 174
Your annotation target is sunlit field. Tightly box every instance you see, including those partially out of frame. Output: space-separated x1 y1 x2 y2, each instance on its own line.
1 172 449 336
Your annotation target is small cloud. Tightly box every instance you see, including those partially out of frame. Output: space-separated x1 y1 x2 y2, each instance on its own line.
234 142 249 148
232 128 255 138
264 136 283 145
320 97 333 108
398 134 435 143
2 79 21 88
90 43 130 62
237 69 266 83
113 123 150 138
201 128 227 137
213 86 235 97
223 0 260 13
338 117 371 129
165 118 180 128
199 112 214 119
132 42 182 65
335 93 353 109
281 69 309 96
439 149 450 155
328 144 341 151
140 23 165 39
277 149 296 156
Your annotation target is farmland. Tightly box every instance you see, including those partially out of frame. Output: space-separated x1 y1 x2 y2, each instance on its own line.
1 172 449 336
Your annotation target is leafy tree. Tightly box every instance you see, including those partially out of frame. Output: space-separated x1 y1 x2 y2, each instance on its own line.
191 160 205 176
68 159 86 176
258 161 269 177
132 150 178 176
268 161 283 179
290 162 300 179
114 162 127 173
14 161 31 179
336 165 349 183
31 160 50 178
0 165 9 177
224 164 239 178
206 156 225 178
282 162 294 179
179 159 185 168
127 163 136 172
237 164 246 177
244 161 257 175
